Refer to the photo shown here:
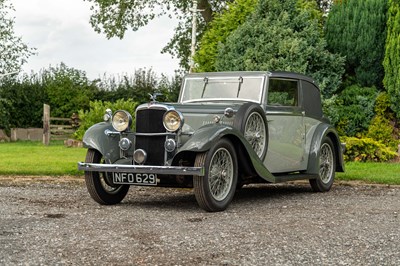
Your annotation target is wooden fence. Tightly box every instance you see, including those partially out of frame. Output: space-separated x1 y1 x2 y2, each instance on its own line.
43 104 79 145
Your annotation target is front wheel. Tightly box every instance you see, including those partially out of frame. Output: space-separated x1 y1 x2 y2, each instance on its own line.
309 137 336 192
85 149 129 205
193 138 238 212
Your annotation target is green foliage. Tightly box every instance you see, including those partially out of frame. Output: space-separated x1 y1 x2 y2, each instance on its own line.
366 92 399 150
94 69 181 103
84 0 231 70
74 99 138 140
0 0 35 74
0 64 181 133
194 0 257 72
42 63 97 118
297 0 324 24
342 136 397 162
0 74 47 130
325 0 387 88
383 0 400 118
0 97 11 131
157 73 182 102
324 85 378 136
214 0 345 99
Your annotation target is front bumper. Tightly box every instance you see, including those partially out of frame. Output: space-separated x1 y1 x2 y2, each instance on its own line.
78 162 205 176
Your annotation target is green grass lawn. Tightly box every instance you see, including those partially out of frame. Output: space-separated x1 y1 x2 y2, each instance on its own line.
0 141 399 185
336 161 400 185
0 141 86 176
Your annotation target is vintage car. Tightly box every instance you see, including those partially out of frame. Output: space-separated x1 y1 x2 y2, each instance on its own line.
78 71 344 212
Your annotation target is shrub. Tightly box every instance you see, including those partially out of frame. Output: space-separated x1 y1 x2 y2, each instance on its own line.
366 92 400 150
74 99 138 140
342 136 398 162
323 84 378 136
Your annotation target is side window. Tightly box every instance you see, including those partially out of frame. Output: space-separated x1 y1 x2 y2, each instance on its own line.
302 80 323 118
267 79 299 106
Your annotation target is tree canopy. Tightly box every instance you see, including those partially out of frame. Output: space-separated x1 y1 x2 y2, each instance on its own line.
213 0 345 98
383 0 400 118
194 0 257 72
84 0 233 69
325 0 387 88
0 0 34 75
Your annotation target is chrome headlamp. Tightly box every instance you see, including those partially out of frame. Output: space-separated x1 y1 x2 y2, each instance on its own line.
112 110 132 132
163 110 184 132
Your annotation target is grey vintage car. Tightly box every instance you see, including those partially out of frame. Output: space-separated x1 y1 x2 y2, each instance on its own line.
78 71 344 212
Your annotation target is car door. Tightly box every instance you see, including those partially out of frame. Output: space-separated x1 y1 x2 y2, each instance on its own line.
264 78 307 173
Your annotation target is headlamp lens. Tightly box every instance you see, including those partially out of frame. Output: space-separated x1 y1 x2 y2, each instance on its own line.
163 110 183 132
112 111 132 132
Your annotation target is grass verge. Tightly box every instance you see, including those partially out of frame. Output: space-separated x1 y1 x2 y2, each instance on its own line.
0 141 399 185
336 161 400 185
0 141 86 176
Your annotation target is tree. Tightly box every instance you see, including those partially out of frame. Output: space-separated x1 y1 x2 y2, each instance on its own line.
0 0 34 74
214 0 345 98
42 63 97 118
194 0 257 72
325 0 387 88
383 0 400 118
0 74 47 130
84 0 233 70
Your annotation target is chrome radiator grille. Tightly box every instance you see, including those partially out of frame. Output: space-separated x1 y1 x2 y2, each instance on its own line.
135 108 166 165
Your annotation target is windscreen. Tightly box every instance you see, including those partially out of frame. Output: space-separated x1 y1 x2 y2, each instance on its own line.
180 76 264 103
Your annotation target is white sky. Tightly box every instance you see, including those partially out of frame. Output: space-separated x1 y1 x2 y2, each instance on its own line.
12 0 180 80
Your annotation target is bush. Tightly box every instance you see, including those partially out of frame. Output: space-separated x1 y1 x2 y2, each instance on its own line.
74 99 138 140
323 84 378 136
342 136 398 162
365 92 400 150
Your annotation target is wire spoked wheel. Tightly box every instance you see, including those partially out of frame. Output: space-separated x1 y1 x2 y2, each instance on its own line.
310 137 336 192
193 138 238 212
234 103 268 161
85 149 129 205
244 111 267 159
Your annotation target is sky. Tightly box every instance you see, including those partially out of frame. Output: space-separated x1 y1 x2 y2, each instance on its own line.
12 0 180 80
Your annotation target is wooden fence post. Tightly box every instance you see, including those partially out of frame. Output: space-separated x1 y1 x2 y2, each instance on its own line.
43 104 50 145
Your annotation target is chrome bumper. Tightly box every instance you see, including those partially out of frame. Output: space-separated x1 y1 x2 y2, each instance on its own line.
78 162 204 176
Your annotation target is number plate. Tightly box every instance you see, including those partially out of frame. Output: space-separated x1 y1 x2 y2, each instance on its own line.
113 173 157 185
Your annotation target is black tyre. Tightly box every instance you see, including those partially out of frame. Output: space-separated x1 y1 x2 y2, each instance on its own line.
309 137 336 192
234 103 268 160
85 149 129 205
193 138 238 212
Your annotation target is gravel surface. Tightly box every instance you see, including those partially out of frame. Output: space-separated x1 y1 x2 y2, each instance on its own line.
0 176 399 265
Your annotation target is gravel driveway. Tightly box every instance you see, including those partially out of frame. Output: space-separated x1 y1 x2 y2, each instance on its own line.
0 176 399 265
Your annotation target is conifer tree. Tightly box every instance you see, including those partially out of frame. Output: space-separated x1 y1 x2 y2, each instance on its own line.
383 0 400 118
325 0 387 88
215 0 344 98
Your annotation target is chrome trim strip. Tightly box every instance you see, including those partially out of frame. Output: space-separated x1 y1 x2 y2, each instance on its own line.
78 162 205 176
182 98 260 104
135 132 175 137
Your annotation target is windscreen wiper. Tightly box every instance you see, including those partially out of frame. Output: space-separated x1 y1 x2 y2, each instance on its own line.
201 77 209 98
236 76 243 97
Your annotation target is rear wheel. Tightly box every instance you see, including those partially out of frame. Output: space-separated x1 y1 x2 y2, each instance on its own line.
193 138 238 212
309 137 335 192
85 149 129 205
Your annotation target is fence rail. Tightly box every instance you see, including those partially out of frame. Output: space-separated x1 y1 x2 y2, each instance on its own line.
43 104 79 145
